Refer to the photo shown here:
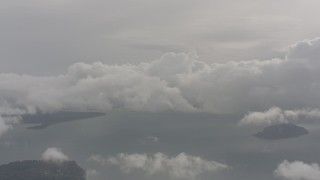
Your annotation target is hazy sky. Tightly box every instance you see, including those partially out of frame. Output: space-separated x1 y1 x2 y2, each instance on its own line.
1 1 320 180
1 0 320 75
2 0 320 137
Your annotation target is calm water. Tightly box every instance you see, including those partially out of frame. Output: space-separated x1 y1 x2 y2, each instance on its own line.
1 111 320 180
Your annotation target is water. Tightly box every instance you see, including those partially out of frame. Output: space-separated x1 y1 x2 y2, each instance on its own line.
1 111 319 180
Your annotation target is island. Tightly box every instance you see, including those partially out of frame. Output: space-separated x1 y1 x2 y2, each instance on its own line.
253 123 309 140
0 160 86 180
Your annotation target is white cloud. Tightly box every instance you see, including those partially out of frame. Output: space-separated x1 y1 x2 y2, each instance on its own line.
239 107 287 126
239 107 320 126
274 160 320 180
41 147 69 163
88 152 229 180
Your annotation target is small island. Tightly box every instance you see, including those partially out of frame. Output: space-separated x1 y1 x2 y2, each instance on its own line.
253 123 309 140
0 160 86 180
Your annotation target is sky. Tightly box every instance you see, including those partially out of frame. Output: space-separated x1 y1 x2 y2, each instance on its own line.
1 0 320 180
1 0 320 75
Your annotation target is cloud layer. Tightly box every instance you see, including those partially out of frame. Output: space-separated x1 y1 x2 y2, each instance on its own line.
1 38 320 136
3 0 320 76
41 147 69 163
274 160 320 180
89 152 228 179
239 107 320 126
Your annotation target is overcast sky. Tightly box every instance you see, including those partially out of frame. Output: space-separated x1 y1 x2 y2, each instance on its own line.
2 0 320 134
2 1 320 180
1 0 320 75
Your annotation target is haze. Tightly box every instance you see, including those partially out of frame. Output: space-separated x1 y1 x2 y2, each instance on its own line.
1 1 320 180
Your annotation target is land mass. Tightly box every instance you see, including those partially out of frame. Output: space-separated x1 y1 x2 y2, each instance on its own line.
253 123 309 140
22 111 105 129
0 160 86 180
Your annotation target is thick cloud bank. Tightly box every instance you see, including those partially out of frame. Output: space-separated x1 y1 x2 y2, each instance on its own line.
274 160 320 180
1 38 320 136
239 107 320 126
41 147 69 163
89 152 228 179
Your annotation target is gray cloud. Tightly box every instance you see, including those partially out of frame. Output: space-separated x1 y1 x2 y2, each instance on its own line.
88 152 229 180
138 135 160 144
1 38 320 136
0 105 36 137
0 116 16 137
1 0 320 75
274 160 320 180
86 169 100 180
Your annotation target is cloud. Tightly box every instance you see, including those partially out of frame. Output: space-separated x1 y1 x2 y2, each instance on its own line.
239 107 320 126
0 117 15 137
0 104 36 138
138 135 160 144
88 152 229 180
1 38 320 136
3 0 319 76
86 169 100 180
41 147 69 163
0 61 196 114
239 107 287 126
274 160 320 180
145 135 159 143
